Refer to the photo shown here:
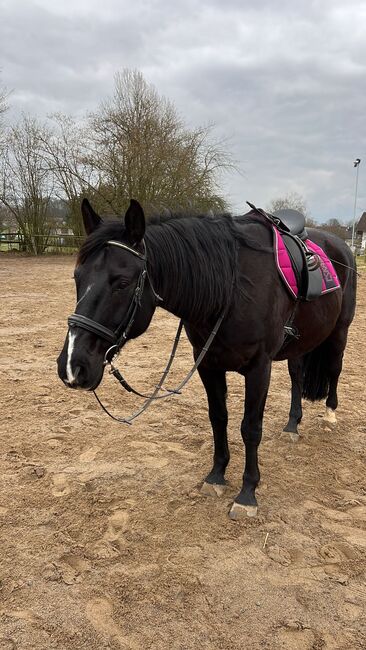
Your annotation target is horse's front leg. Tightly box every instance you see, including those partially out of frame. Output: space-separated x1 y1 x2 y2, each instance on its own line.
230 357 271 519
198 366 229 497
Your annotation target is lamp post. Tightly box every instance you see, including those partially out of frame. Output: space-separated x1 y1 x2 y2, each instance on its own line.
351 158 361 251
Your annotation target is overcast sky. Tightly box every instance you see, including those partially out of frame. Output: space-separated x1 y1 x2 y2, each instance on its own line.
1 0 365 221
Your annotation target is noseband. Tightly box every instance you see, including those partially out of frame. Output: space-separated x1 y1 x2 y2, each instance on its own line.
67 240 161 362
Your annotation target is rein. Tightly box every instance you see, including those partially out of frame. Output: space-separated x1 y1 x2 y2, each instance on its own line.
68 239 231 424
93 313 225 424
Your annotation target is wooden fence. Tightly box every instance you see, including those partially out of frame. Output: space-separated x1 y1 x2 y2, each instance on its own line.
0 232 83 253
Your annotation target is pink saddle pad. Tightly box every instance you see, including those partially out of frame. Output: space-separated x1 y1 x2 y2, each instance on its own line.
273 226 340 299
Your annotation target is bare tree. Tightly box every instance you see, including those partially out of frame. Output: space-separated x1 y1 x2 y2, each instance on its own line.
87 69 232 215
0 115 53 253
0 77 8 126
0 77 9 178
267 192 310 219
319 218 347 240
0 70 235 248
0 77 9 231
41 113 100 237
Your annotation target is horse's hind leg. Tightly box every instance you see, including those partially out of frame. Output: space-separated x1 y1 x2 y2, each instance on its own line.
323 326 349 426
283 357 303 440
198 367 229 497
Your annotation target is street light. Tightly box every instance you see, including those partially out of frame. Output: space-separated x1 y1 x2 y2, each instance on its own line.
351 158 361 251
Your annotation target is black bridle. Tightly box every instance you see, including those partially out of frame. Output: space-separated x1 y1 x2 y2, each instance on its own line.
67 238 233 424
68 240 161 364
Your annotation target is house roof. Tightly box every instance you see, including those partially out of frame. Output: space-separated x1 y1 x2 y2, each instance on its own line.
357 212 366 231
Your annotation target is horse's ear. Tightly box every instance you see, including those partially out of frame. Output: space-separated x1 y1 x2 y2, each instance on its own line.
124 199 145 243
81 198 102 235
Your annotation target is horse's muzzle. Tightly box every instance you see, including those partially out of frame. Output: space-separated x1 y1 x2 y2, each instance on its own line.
57 335 104 391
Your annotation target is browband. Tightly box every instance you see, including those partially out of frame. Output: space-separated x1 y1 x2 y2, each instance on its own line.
107 240 146 261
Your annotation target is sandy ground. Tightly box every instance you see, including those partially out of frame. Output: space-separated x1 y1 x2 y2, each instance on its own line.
0 254 365 650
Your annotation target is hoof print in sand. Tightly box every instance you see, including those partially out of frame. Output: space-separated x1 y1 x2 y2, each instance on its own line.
51 473 71 497
89 510 129 559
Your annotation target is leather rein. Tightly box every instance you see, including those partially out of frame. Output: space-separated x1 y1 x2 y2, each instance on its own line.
68 240 229 425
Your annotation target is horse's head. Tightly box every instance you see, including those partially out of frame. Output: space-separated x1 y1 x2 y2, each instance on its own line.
57 199 157 390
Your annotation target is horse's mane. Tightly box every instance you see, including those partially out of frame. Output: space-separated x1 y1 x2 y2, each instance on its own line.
77 210 271 322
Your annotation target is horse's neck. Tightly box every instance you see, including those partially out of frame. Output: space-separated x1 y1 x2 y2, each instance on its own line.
146 222 235 323
147 242 196 321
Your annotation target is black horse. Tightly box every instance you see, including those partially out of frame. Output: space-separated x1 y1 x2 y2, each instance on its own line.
57 199 357 519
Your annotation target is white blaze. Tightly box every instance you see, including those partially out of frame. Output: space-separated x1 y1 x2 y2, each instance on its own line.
76 284 92 307
66 331 77 384
66 284 93 384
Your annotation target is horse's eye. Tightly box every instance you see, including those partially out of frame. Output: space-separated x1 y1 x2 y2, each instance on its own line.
112 278 130 293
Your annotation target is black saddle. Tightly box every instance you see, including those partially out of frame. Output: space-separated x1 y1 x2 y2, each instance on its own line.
273 208 308 240
247 202 323 301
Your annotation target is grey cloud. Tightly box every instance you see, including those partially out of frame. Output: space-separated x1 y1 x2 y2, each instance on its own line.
1 0 365 219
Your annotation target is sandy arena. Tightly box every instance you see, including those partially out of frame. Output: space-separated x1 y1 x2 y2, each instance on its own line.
0 255 365 649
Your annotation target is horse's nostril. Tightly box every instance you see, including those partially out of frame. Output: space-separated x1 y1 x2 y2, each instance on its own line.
73 366 81 382
63 364 83 387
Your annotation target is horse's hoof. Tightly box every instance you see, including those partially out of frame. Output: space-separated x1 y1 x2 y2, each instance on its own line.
281 429 300 443
229 502 258 520
322 407 337 427
283 424 297 434
289 432 300 443
201 481 227 497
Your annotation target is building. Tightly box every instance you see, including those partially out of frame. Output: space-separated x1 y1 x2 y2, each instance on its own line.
356 212 366 251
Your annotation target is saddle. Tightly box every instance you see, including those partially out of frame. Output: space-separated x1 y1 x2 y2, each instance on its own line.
247 202 339 302
273 208 308 240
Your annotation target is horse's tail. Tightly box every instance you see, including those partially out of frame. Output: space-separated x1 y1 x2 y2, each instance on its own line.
302 340 331 401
